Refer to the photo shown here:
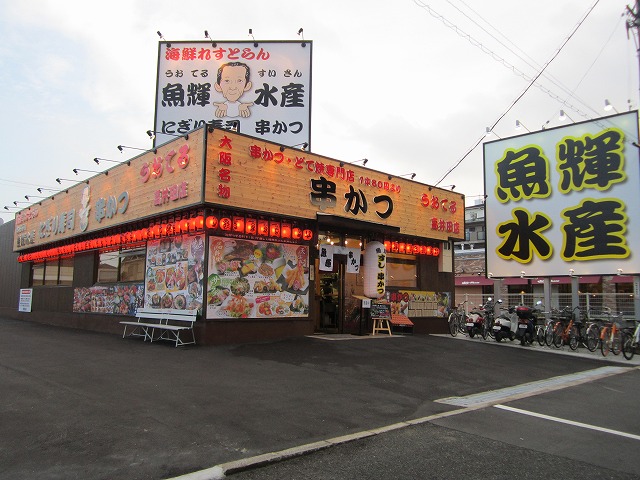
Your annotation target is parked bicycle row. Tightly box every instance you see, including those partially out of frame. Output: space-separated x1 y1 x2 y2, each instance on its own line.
447 300 640 360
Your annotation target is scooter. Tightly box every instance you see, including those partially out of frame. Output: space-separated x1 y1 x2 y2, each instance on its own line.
514 300 543 346
465 298 495 339
493 299 518 342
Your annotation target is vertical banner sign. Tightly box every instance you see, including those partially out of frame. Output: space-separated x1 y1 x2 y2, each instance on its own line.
318 244 334 271
364 241 386 299
154 41 312 148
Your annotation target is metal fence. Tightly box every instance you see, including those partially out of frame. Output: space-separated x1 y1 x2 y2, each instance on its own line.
455 292 637 321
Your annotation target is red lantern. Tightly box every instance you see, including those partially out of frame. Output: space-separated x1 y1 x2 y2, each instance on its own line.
432 247 440 256
384 241 391 251
413 245 420 254
281 223 291 238
220 217 232 230
292 227 302 240
425 246 432 255
233 216 245 233
405 243 412 254
398 243 406 254
258 220 269 236
419 245 426 255
206 216 218 229
181 219 190 232
153 225 161 237
245 218 257 235
270 221 281 237
195 216 204 230
391 242 398 253
302 229 313 241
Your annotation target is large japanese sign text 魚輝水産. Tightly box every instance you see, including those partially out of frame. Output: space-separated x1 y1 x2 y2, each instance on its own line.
483 111 640 277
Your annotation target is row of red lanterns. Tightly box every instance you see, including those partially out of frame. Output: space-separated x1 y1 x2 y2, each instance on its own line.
384 240 440 256
18 217 209 262
18 214 314 263
206 215 313 241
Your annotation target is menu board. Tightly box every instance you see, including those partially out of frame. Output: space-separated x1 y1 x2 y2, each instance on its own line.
207 236 309 319
388 291 451 317
144 234 204 313
370 302 391 320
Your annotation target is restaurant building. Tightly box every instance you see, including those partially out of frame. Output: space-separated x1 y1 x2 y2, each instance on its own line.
9 126 464 344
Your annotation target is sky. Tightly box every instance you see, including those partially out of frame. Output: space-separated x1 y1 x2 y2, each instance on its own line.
0 0 636 226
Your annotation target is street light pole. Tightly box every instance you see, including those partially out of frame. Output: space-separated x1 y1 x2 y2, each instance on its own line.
626 0 640 103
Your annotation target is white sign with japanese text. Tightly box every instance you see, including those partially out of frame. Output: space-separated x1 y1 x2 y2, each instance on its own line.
154 40 311 149
19 288 33 312
484 111 640 278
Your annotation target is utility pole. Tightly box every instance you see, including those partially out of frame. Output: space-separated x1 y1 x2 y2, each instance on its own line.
626 0 640 102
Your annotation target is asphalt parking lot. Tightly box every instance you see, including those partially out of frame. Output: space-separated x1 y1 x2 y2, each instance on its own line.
0 317 637 480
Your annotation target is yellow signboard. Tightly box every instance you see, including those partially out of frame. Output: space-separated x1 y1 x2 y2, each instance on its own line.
204 129 464 241
13 129 205 252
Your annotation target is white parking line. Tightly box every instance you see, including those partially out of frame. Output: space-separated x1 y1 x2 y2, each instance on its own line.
435 366 630 407
495 404 640 441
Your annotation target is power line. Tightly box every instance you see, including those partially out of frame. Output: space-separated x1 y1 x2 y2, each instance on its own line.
413 0 599 120
430 0 602 186
452 0 612 119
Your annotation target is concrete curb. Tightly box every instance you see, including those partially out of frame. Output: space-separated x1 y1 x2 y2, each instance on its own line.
166 363 640 479
164 414 464 480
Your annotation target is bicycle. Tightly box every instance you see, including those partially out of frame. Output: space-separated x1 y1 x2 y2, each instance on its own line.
599 310 623 356
552 307 578 350
622 320 640 360
536 315 553 346
448 301 469 337
480 298 495 340
568 306 599 352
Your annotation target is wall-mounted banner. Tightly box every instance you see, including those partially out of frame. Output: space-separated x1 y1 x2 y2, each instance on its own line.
73 284 144 315
206 237 309 319
144 234 205 313
154 41 312 149
484 111 640 277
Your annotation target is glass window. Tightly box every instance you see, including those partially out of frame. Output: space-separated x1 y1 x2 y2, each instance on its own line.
32 263 45 286
387 254 417 288
44 262 58 285
59 257 74 286
98 247 146 283
31 257 74 286
97 251 119 283
120 248 146 282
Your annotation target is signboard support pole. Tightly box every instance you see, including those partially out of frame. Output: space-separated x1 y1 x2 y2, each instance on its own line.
543 277 551 322
634 276 640 320
571 276 579 317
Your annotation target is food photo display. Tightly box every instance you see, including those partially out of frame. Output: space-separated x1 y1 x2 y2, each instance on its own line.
207 237 310 319
144 234 204 312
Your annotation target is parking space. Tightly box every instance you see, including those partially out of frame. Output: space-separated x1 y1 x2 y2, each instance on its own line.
431 364 640 477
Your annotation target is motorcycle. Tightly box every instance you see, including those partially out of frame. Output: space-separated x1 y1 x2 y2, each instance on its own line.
493 299 518 342
514 300 543 346
465 298 495 339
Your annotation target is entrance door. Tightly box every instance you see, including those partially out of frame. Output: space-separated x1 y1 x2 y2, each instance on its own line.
318 257 364 334
319 266 341 332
